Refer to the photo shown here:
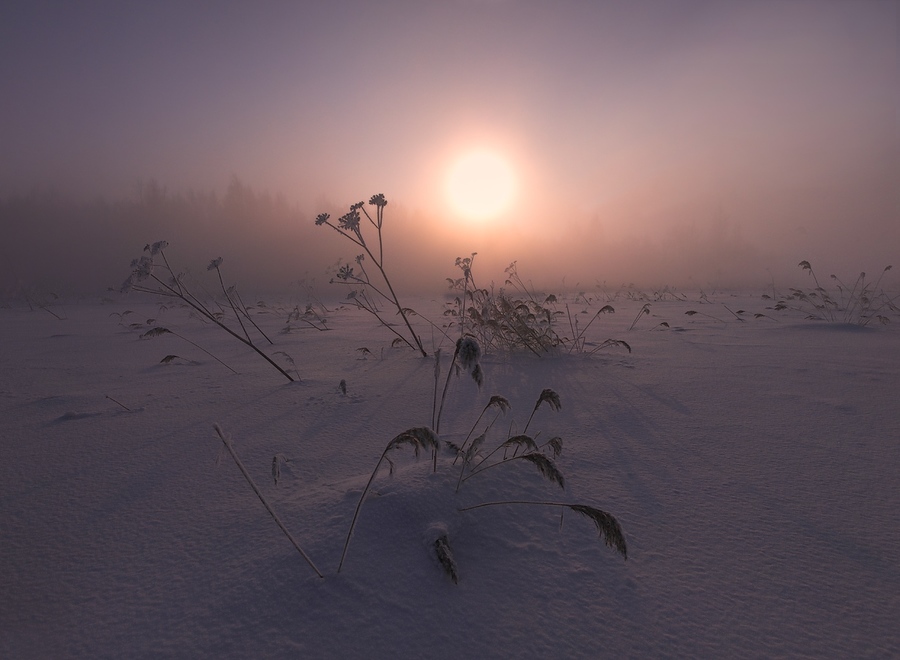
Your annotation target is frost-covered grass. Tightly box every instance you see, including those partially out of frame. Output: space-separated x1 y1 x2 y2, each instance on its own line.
787 260 897 326
1 290 899 658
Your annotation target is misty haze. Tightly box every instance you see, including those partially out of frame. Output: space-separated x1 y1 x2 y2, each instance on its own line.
1 1 897 299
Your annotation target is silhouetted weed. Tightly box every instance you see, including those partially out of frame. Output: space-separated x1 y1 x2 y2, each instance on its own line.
122 241 295 381
316 195 428 356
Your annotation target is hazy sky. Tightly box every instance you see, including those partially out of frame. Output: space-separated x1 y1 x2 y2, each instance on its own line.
1 0 897 293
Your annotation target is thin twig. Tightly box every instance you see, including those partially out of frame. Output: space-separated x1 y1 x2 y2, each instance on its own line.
213 425 323 578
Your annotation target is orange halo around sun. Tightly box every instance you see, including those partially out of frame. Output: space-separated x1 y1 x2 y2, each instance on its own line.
445 150 517 221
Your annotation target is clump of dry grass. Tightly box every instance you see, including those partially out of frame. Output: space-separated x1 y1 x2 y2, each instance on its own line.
565 302 623 354
446 257 629 355
452 388 567 493
443 388 628 568
445 257 562 354
331 380 627 582
789 260 896 326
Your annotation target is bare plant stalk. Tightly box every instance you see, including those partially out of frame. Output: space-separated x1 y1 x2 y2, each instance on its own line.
451 394 509 466
432 349 442 429
105 394 132 411
435 342 462 434
722 305 745 322
433 338 483 471
213 424 323 578
566 303 615 353
523 388 561 434
232 289 273 344
628 303 650 331
566 304 579 351
210 260 251 343
141 327 238 374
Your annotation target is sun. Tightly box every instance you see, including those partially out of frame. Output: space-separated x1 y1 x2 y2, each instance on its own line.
445 150 517 221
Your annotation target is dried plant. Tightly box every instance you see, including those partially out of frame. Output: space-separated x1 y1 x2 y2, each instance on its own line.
433 534 459 584
105 394 132 412
565 302 616 353
20 286 65 320
213 425 323 578
790 261 896 326
338 427 439 573
446 258 628 356
341 382 627 582
122 241 295 381
271 453 290 486
141 326 237 374
280 302 330 333
206 257 274 344
441 387 628 569
316 195 427 356
455 389 566 493
273 351 301 380
684 310 726 323
445 258 560 354
216 378 627 582
449 394 510 467
433 336 483 434
628 303 650 330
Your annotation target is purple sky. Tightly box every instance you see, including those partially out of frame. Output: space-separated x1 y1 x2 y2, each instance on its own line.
1 0 897 292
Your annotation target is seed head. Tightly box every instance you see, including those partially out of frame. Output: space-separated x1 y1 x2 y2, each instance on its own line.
338 210 361 232
149 240 168 255
471 363 484 388
456 336 481 370
535 388 561 412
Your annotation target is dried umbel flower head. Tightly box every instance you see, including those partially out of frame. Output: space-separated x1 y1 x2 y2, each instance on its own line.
315 212 330 225
338 209 361 233
207 257 223 271
121 255 154 292
368 193 387 207
146 240 168 255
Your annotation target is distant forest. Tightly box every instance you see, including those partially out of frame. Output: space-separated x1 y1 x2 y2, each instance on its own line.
1 178 334 298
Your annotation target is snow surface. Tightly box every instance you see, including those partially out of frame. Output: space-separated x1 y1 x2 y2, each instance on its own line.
2 291 899 658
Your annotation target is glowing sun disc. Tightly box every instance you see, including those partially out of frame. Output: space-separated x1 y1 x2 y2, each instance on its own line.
446 151 516 220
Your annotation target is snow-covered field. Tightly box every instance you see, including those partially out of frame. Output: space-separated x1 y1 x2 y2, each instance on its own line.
2 290 898 658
